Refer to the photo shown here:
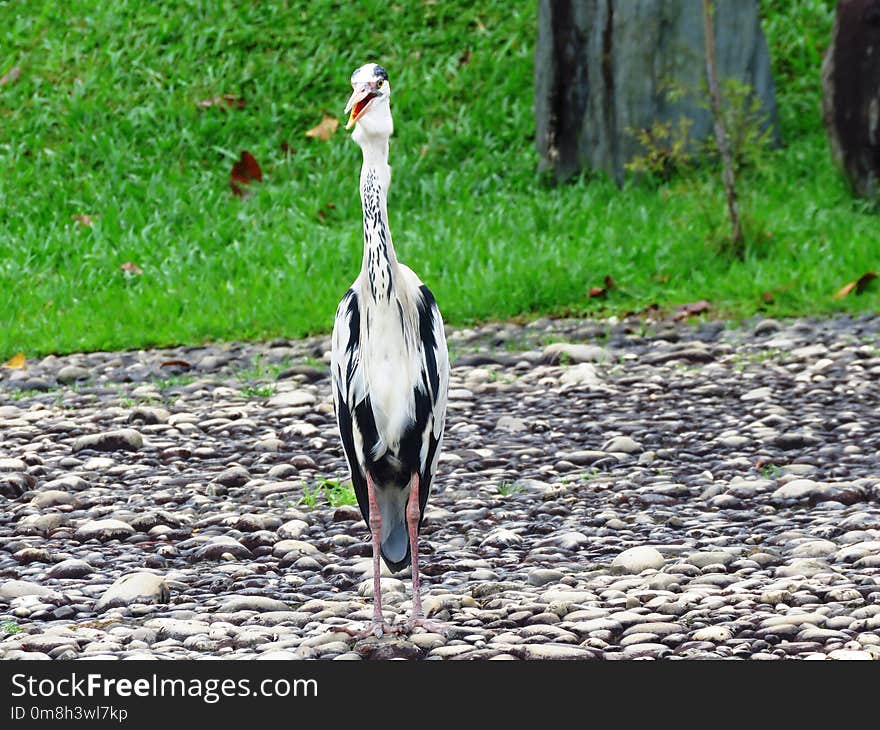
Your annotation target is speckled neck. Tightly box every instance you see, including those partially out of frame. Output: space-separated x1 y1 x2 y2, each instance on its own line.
359 141 397 303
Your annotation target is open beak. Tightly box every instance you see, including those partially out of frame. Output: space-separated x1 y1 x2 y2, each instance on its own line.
345 83 379 129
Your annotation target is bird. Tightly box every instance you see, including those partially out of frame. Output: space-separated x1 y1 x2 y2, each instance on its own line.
330 62 450 637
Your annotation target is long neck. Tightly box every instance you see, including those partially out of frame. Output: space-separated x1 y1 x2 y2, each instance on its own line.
358 134 398 302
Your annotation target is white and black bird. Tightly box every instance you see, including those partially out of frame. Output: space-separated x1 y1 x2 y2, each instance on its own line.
331 63 449 636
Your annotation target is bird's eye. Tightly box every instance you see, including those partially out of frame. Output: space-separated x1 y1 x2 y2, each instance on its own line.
376 79 384 89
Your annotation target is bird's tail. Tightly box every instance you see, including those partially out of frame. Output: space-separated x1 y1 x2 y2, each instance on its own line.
380 521 411 573
373 482 412 573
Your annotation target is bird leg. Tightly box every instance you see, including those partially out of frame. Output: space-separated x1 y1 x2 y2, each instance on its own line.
334 472 399 639
405 473 447 635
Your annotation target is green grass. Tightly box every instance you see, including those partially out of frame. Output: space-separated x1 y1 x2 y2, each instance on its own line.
497 480 523 497
1 0 876 359
8 387 52 400
299 478 357 508
152 374 196 390
236 354 287 382
1 620 23 635
241 383 276 399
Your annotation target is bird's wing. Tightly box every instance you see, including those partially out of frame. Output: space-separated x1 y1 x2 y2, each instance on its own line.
331 288 370 523
415 283 449 515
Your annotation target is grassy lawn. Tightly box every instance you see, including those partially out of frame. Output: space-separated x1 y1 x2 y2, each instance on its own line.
1 0 876 360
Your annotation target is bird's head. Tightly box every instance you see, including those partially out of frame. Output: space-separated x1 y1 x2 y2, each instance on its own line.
345 63 392 139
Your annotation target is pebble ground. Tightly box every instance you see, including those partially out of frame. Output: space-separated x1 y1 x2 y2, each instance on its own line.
1 313 879 660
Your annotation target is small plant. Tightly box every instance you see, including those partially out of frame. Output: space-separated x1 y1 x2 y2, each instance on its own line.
1 621 22 635
298 488 318 508
300 356 325 369
241 384 276 399
299 478 357 508
759 463 782 479
115 388 137 407
153 374 196 390
9 388 49 400
237 355 289 382
498 480 523 496
627 118 696 181
626 80 772 182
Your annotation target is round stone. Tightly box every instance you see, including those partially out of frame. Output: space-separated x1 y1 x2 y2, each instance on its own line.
611 546 665 574
96 572 170 611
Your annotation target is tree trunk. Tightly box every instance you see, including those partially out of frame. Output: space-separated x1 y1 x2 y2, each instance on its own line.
535 0 780 184
822 0 880 199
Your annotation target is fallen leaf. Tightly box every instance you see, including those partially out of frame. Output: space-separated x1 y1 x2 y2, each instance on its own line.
72 214 94 227
120 262 143 275
0 66 20 86
652 273 671 284
305 114 339 141
160 359 192 370
855 271 877 293
760 281 796 305
197 94 245 110
833 271 877 300
2 352 25 369
317 203 336 223
675 300 711 317
230 150 263 197
588 275 616 299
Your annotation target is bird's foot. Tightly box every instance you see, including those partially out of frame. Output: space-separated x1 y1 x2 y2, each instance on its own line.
406 615 448 636
332 619 402 640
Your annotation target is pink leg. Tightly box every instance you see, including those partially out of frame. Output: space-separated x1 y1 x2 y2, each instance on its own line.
334 472 398 639
406 473 447 634
367 472 386 633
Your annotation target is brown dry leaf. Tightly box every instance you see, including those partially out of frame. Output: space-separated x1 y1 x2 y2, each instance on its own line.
0 66 20 86
317 203 335 223
588 275 617 299
160 359 192 370
675 300 711 316
197 94 245 110
833 271 877 300
72 214 94 227
855 271 877 293
230 150 263 197
2 352 25 369
305 115 339 141
760 281 796 305
120 261 144 275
